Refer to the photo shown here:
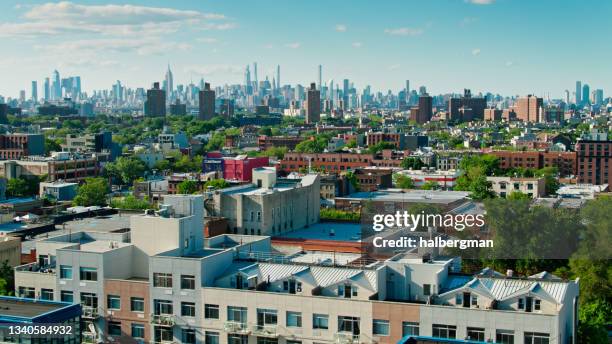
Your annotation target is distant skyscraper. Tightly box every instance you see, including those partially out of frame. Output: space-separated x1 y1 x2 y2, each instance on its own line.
44 78 50 101
318 65 322 90
276 65 280 90
165 65 174 101
419 86 427 96
113 80 123 104
582 84 590 105
342 79 349 107
564 90 570 105
31 81 38 102
405 80 410 103
198 83 216 120
144 82 166 117
19 90 26 103
52 70 61 100
253 62 258 92
575 81 582 104
305 82 321 123
75 76 81 96
593 89 604 106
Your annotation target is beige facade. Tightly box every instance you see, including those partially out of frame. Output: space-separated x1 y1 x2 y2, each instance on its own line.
487 176 546 198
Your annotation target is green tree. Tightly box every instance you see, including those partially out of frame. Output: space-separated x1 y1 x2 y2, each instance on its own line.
44 138 62 155
401 157 425 170
421 181 439 190
6 178 28 197
507 191 531 200
73 178 109 206
367 142 396 154
110 195 154 210
105 157 147 185
0 260 14 295
177 180 199 194
295 137 328 153
204 179 230 189
394 173 415 189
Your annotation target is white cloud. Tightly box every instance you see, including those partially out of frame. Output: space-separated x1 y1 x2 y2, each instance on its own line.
0 1 235 38
284 42 301 49
384 27 423 36
466 0 495 5
472 48 481 56
352 42 363 48
335 24 347 32
388 64 401 71
197 37 218 44
505 61 514 67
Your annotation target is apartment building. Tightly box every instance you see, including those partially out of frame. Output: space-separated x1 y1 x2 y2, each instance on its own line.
14 194 579 344
257 136 304 151
575 134 611 185
396 169 462 189
487 176 546 198
491 151 577 178
0 133 45 160
0 153 100 183
207 168 320 236
281 153 373 173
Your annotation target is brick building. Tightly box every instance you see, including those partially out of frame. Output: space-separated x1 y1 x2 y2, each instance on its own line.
0 134 44 160
491 151 577 177
576 136 611 185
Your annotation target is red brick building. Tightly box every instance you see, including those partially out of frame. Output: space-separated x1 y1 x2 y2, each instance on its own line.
223 156 269 182
280 152 373 173
257 135 304 151
491 151 577 177
576 139 611 185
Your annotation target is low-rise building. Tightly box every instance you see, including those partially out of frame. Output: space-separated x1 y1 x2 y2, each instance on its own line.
207 167 320 236
352 167 393 191
39 181 78 201
223 156 269 182
397 168 462 189
0 153 100 183
0 133 44 160
487 176 546 198
13 194 579 344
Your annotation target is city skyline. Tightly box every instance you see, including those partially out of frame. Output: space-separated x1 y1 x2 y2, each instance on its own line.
1 0 611 98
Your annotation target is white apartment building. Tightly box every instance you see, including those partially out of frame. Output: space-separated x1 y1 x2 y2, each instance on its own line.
207 168 320 236
14 194 578 344
396 168 463 189
487 176 546 198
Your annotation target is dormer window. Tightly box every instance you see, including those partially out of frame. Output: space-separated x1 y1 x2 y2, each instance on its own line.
471 295 478 306
282 280 301 294
518 298 524 310
338 284 357 298
534 299 541 311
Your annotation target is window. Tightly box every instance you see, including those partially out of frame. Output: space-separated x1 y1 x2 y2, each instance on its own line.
455 294 462 305
107 295 121 310
534 299 541 311
205 304 219 319
313 314 329 329
402 322 419 336
40 288 54 301
257 308 278 327
286 311 302 327
80 292 98 308
59 265 72 279
131 297 145 312
423 284 431 296
79 267 97 281
181 302 196 317
518 298 524 309
131 323 144 339
257 338 278 344
228 306 247 324
60 291 73 303
432 324 456 339
182 329 196 344
108 321 121 336
338 284 358 298
467 327 485 341
153 299 173 315
524 332 549 344
181 275 195 290
373 319 389 336
228 335 249 344
496 329 515 344
338 316 360 334
205 331 219 344
153 273 173 288
154 326 173 343
471 294 478 306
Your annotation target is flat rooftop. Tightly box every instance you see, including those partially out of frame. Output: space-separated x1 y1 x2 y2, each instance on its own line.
337 189 470 204
59 214 130 233
0 298 65 318
78 240 131 253
277 222 362 242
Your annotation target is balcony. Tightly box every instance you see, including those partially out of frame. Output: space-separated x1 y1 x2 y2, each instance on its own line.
151 314 175 326
224 321 250 334
81 306 99 319
334 333 360 344
15 262 56 274
251 324 278 338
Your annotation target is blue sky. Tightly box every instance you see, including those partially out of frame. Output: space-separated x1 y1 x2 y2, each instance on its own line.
0 0 610 98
